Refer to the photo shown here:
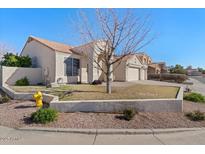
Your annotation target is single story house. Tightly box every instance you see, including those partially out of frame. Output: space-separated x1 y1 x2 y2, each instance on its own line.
21 36 147 84
21 36 109 84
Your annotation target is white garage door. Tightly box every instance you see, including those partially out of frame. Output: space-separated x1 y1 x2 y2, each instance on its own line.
127 67 140 81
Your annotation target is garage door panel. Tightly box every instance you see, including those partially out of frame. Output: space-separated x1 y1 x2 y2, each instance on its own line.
127 67 139 81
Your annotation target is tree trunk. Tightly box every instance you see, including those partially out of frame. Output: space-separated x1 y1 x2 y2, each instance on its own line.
106 65 112 94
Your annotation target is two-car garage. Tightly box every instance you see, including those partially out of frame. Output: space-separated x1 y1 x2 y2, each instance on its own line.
113 54 147 82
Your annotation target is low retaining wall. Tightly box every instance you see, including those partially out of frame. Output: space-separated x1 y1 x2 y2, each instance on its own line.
50 87 183 112
50 98 183 112
1 84 57 103
1 83 183 113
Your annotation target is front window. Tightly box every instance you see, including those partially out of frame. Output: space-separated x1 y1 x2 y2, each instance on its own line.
64 58 80 76
32 56 38 68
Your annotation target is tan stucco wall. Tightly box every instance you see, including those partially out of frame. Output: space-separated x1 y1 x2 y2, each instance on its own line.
71 43 93 83
55 51 81 83
72 42 111 83
1 66 42 86
92 51 105 81
21 40 55 83
80 56 88 83
113 61 126 81
140 69 146 80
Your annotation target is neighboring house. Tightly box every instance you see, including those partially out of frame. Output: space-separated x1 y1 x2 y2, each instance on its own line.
113 54 147 81
21 36 109 84
136 52 167 75
136 52 152 65
148 62 167 74
186 66 202 76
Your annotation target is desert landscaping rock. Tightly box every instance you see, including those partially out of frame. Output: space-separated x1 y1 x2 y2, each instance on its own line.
0 100 205 129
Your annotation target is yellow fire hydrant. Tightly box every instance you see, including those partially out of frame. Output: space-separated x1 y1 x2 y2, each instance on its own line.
33 91 43 108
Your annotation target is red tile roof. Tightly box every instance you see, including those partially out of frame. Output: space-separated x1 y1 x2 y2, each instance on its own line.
28 36 74 54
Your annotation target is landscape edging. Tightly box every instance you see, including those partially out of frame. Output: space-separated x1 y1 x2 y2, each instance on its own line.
0 84 58 103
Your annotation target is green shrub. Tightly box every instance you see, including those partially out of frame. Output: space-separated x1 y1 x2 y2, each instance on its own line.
31 108 58 124
0 95 10 104
15 77 30 86
185 111 205 121
123 108 137 121
0 53 32 67
184 92 205 102
169 64 187 74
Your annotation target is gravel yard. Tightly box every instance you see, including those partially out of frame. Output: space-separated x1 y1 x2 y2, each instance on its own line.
1 100 205 129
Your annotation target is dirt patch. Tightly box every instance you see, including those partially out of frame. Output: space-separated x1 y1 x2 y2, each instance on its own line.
0 100 37 128
0 100 205 129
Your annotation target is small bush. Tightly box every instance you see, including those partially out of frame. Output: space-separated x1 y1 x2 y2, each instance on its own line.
0 95 10 104
185 110 205 121
31 108 58 124
123 108 137 121
15 77 30 86
184 92 205 102
92 80 102 85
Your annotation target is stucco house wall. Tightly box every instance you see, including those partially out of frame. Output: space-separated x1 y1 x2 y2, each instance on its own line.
113 61 127 81
55 51 81 83
21 40 56 84
72 41 112 83
71 43 94 83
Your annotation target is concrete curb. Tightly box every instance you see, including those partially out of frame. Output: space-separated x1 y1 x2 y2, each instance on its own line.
17 127 205 135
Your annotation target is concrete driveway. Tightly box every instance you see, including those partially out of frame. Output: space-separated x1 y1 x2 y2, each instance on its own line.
1 126 205 145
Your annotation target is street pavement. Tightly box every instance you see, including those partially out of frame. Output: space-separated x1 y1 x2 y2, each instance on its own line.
1 126 205 145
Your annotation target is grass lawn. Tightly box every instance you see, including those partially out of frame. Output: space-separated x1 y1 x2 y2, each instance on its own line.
10 84 179 101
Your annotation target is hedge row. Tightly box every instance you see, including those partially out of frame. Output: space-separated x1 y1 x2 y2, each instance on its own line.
148 73 188 83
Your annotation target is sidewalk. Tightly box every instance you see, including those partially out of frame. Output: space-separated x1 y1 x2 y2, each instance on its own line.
1 126 205 145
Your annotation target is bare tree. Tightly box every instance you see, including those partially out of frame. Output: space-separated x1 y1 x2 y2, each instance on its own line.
78 9 154 94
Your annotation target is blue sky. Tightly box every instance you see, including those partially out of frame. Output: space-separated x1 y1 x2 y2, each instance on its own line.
0 8 205 68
